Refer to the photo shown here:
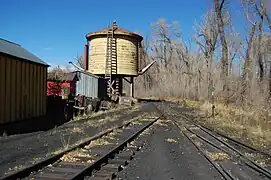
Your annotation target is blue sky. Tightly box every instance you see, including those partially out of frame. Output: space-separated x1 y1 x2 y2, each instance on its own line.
0 0 253 69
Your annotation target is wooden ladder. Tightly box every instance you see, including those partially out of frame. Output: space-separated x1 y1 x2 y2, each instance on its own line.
105 22 117 97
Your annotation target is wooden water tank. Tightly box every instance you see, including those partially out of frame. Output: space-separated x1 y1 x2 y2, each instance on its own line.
86 24 143 76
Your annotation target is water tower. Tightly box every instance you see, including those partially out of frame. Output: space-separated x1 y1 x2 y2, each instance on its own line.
82 21 144 101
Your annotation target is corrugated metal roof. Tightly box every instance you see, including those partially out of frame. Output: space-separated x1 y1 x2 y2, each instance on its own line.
63 72 77 81
0 38 49 66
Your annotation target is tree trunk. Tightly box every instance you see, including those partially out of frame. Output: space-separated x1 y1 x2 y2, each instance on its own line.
258 11 264 82
206 54 213 102
262 6 271 31
269 62 271 97
214 0 229 104
197 69 202 101
241 24 256 104
261 6 271 96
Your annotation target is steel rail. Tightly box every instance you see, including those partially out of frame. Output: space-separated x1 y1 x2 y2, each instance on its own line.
172 121 235 180
153 104 271 179
197 122 271 158
0 117 150 180
191 122 271 179
175 113 271 179
178 113 271 158
184 123 271 179
69 117 159 179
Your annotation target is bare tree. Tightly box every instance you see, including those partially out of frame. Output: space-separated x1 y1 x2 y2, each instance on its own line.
75 55 84 68
151 18 182 69
241 23 257 105
48 66 67 81
214 0 230 104
141 37 154 90
194 9 219 101
255 3 265 81
135 1 271 111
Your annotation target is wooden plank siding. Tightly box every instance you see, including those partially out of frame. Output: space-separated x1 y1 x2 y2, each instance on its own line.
16 60 22 121
0 55 6 123
0 53 47 124
43 67 47 115
5 56 11 124
37 66 40 117
21 60 26 120
10 59 16 122
25 62 30 119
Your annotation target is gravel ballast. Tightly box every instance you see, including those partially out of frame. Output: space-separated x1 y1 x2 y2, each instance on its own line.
0 103 158 177
117 119 222 180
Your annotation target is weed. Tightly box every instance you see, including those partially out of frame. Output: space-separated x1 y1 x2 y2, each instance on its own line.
1 131 7 137
60 148 96 163
30 157 41 164
244 152 271 167
166 138 178 143
155 120 170 127
60 132 71 150
84 138 111 149
8 165 24 173
181 99 271 151
189 134 197 139
195 140 203 146
206 151 229 161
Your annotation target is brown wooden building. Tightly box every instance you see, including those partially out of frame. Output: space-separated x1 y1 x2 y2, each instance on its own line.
0 38 49 124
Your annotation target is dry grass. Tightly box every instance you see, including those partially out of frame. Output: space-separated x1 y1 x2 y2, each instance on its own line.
165 98 271 152
45 110 153 159
195 140 203 147
189 126 200 130
72 104 140 122
30 157 42 164
164 97 181 103
1 131 7 137
131 121 143 125
127 143 138 148
46 127 114 157
141 130 151 136
198 102 271 150
166 138 178 143
155 120 171 127
85 138 111 149
106 131 119 140
122 113 150 125
71 127 83 133
206 151 229 161
7 165 24 173
244 152 271 167
189 134 197 139
60 148 96 163
183 99 202 109
139 125 153 138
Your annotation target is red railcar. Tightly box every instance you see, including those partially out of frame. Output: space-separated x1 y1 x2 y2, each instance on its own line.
47 72 77 98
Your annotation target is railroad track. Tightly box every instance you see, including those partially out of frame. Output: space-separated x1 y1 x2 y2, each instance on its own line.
173 119 270 179
173 121 271 179
1 116 160 180
152 102 271 179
